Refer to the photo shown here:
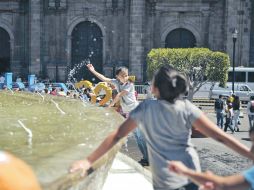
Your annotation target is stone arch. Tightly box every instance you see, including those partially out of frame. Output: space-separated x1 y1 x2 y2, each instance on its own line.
161 22 202 47
0 21 14 74
66 17 106 80
165 28 196 48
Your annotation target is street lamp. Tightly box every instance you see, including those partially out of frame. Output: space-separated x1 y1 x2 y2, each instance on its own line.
232 28 238 93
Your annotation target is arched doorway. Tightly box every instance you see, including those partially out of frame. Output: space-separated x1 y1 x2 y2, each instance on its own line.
165 28 196 48
0 27 10 74
71 21 103 82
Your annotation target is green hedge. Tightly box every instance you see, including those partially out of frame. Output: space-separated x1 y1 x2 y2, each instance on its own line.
147 48 230 87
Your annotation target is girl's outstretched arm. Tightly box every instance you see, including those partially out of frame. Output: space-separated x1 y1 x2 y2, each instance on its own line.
169 161 249 190
69 118 137 174
192 113 254 161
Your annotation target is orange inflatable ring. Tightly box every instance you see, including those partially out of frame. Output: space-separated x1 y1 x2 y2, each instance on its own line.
91 82 112 106
75 80 93 89
0 151 41 190
128 75 135 82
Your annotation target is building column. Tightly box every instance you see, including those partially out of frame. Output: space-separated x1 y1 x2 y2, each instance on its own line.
129 0 145 81
29 0 41 75
225 0 251 66
224 0 239 66
249 0 254 66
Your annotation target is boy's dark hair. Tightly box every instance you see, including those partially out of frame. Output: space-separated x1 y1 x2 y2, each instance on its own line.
249 127 254 135
115 66 128 76
153 65 188 103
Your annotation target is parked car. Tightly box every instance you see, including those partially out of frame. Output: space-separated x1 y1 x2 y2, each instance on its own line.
209 83 254 102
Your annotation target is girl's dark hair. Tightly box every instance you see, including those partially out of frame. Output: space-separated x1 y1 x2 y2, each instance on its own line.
154 65 189 103
115 66 128 76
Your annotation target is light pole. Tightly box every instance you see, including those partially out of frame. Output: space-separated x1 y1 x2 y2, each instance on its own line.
232 28 238 93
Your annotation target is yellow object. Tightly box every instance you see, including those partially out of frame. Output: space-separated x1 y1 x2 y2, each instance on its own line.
128 75 135 82
229 96 234 103
75 80 93 89
0 151 41 190
91 82 112 106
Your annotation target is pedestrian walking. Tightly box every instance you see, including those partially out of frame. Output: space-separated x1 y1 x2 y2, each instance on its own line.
247 96 254 129
224 103 235 133
214 95 224 129
232 95 240 132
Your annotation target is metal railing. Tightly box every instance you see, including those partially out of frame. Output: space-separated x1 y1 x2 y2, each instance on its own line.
135 85 147 94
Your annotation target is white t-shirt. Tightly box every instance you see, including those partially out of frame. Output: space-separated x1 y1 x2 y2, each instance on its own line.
0 76 5 83
110 79 139 113
129 99 202 190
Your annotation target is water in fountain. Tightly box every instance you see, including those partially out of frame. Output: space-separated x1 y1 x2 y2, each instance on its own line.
0 90 124 187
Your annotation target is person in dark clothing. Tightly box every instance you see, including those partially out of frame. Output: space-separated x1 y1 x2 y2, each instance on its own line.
214 95 224 129
232 96 240 132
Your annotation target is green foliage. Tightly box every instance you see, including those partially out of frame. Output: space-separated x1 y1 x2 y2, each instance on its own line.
147 48 230 88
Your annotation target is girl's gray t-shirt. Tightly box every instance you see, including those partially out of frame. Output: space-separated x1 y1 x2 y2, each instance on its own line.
129 99 202 190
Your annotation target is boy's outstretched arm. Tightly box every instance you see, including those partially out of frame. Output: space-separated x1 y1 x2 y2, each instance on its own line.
192 112 254 161
169 161 249 190
69 118 137 174
86 63 112 83
108 90 128 107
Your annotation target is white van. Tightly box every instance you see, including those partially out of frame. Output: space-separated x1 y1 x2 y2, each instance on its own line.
209 83 254 101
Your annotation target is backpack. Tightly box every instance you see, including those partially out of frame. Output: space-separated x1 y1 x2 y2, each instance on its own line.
215 99 223 109
250 101 254 113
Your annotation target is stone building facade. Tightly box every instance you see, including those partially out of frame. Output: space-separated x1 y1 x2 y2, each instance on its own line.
0 0 253 82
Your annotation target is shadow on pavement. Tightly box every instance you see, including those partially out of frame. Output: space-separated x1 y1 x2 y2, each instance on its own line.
241 137 251 141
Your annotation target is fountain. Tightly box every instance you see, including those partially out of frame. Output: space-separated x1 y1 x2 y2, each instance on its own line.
0 90 125 190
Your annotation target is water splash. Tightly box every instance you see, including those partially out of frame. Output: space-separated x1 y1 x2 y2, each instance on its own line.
7 87 14 95
67 59 90 84
17 120 32 147
51 99 66 115
37 91 45 101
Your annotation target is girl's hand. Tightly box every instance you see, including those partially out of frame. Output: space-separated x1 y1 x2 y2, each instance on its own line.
86 64 95 72
168 161 189 175
69 159 91 176
200 182 216 190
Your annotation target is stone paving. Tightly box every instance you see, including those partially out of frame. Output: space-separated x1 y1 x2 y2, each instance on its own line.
120 110 253 176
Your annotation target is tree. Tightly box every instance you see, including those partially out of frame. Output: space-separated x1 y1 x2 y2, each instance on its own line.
147 48 230 100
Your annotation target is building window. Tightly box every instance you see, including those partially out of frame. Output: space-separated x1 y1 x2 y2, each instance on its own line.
112 0 118 9
48 0 67 9
48 0 56 8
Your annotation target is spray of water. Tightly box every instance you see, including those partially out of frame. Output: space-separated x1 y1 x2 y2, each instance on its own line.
51 99 66 115
37 91 45 101
17 120 33 147
67 59 90 84
7 87 14 95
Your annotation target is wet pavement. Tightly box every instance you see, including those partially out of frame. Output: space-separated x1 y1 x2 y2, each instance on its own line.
120 111 253 175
